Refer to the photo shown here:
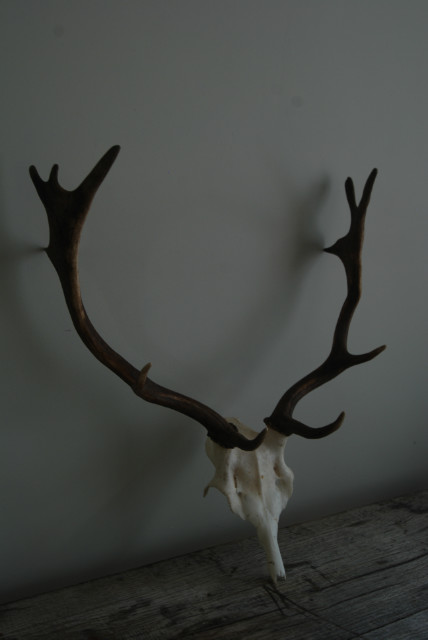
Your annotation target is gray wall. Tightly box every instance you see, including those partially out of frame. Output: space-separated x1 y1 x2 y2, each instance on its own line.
1 0 427 602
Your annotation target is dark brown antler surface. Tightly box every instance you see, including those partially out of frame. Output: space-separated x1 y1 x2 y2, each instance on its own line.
264 169 386 438
29 146 266 451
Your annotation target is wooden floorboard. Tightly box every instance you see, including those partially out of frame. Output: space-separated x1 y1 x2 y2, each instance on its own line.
0 490 427 639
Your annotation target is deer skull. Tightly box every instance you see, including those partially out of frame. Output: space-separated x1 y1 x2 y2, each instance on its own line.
204 418 293 582
29 146 385 584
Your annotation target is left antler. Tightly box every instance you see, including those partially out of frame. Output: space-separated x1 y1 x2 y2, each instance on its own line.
29 146 266 451
264 169 386 437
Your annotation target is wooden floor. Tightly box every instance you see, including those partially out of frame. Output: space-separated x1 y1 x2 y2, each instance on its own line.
1 491 427 639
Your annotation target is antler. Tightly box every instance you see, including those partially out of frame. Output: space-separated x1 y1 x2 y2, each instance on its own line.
264 169 386 437
29 146 266 451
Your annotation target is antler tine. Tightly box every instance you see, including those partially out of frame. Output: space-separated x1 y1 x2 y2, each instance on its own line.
29 146 121 278
30 147 266 451
264 169 386 438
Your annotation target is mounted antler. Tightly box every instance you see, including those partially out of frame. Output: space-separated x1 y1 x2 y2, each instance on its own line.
264 169 386 438
30 147 386 582
29 146 265 451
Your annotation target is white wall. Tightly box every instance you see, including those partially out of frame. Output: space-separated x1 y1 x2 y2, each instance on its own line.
1 0 427 602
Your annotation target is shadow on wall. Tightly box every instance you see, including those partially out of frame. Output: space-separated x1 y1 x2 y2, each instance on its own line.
182 176 330 413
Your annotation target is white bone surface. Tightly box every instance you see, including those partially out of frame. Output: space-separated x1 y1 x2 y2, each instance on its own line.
204 418 294 582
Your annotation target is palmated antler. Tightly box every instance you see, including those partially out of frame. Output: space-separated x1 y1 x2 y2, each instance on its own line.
29 146 265 450
264 169 386 437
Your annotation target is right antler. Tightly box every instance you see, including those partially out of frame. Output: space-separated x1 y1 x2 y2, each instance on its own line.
29 146 266 451
264 169 386 437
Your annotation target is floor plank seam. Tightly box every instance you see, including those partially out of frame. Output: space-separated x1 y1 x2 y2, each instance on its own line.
275 590 362 638
315 581 402 613
357 606 428 635
175 607 297 639
317 550 428 592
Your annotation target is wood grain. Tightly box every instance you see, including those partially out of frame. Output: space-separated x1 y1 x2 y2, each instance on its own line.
1 491 427 639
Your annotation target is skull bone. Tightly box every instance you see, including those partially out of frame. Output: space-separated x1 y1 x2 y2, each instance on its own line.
204 417 294 582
